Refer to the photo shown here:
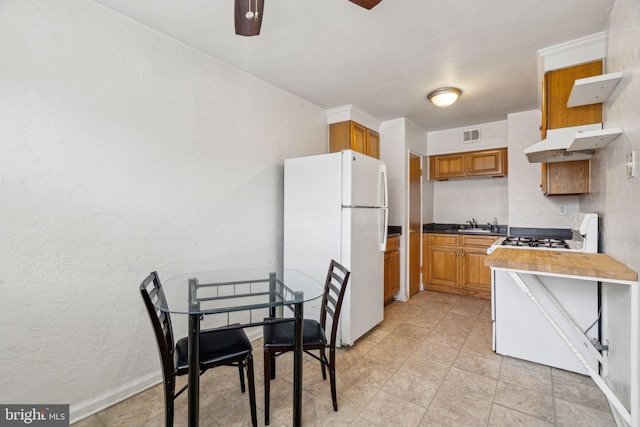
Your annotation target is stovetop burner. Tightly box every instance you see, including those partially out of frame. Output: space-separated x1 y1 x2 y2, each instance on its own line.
501 236 570 249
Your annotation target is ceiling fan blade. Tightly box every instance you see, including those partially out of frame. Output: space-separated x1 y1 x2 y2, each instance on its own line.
234 0 264 36
348 0 381 10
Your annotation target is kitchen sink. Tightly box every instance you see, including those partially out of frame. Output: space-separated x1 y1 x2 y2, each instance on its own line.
458 228 491 233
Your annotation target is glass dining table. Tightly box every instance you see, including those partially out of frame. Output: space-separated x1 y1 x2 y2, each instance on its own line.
155 268 325 427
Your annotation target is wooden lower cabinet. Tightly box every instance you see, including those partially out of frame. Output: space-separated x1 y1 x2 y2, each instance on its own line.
423 233 497 299
384 236 401 303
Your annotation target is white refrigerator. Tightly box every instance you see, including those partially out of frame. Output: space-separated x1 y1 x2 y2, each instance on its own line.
283 149 388 346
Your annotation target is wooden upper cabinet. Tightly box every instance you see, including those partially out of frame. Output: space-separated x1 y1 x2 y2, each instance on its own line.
366 128 380 159
429 153 466 180
467 149 507 176
329 121 380 159
542 160 590 195
544 61 603 135
429 149 507 180
540 61 602 196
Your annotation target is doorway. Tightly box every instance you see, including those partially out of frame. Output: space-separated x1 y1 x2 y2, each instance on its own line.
409 152 422 297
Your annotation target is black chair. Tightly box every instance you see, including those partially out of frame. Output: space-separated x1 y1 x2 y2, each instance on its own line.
262 260 350 425
140 271 257 427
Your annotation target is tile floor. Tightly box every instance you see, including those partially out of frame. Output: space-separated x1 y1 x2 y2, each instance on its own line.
75 291 616 426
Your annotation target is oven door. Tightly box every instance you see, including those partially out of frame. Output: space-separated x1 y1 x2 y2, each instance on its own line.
492 269 599 374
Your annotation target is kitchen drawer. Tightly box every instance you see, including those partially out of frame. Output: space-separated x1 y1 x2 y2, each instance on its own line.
427 234 459 246
461 235 498 248
386 236 400 252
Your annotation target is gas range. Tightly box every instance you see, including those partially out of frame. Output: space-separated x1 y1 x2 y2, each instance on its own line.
487 212 599 254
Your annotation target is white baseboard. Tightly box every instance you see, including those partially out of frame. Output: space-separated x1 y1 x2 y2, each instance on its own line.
70 371 161 425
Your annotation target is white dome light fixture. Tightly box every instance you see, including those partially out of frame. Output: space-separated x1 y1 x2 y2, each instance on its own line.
427 87 462 108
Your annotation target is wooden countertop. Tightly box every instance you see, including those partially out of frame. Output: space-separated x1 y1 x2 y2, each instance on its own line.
485 248 638 283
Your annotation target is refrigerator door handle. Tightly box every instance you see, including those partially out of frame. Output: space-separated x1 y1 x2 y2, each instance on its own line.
380 207 388 251
379 164 388 251
380 164 388 208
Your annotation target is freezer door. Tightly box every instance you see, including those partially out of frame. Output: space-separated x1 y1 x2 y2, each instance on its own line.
339 207 385 345
341 150 387 208
283 152 343 286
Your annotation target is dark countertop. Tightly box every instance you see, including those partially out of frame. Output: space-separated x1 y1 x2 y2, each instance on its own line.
388 225 402 237
423 223 507 237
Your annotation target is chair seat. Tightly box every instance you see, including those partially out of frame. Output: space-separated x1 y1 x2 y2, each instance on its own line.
175 327 253 373
263 318 327 348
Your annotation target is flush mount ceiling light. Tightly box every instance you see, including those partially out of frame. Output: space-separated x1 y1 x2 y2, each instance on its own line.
427 87 462 108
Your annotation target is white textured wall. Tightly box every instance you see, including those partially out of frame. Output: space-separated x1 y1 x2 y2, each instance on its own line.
580 0 640 421
0 0 326 422
432 178 508 226
426 120 508 155
507 110 580 228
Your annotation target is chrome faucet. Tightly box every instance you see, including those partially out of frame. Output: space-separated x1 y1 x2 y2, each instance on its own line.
466 218 477 228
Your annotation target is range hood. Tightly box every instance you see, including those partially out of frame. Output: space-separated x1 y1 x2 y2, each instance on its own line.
525 123 623 163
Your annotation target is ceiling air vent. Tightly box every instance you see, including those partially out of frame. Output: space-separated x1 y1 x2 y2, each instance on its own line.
462 129 480 143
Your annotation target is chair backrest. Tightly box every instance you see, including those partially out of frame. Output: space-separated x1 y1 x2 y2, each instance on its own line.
319 260 350 347
140 271 176 378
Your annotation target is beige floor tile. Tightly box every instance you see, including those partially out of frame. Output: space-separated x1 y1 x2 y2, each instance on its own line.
461 335 503 361
398 354 450 384
72 415 106 427
488 404 554 426
499 359 553 394
552 374 611 412
420 392 492 426
96 385 166 427
411 340 461 367
437 367 498 402
554 398 617 426
493 380 555 422
381 369 440 408
359 391 426 426
453 350 503 379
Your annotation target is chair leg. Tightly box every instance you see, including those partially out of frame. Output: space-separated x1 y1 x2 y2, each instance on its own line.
263 349 271 425
270 353 276 380
238 363 246 393
246 354 257 427
329 349 338 411
164 377 175 427
320 348 327 380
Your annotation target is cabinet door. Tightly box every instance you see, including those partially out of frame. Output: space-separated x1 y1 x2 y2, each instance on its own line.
384 250 400 302
429 154 466 180
467 149 506 176
542 160 590 195
350 122 367 155
545 61 603 131
460 247 492 299
366 129 380 159
425 244 459 288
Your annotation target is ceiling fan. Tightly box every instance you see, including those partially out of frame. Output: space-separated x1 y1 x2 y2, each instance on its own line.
234 0 382 37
